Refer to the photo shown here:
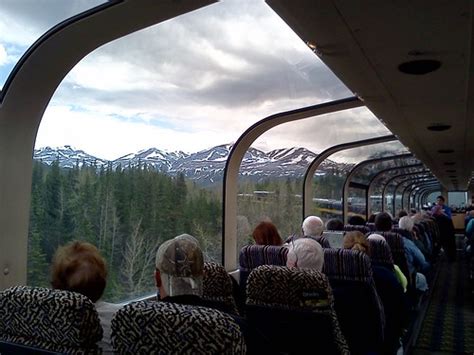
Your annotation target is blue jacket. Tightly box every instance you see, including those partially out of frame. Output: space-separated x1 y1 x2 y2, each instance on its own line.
403 237 430 274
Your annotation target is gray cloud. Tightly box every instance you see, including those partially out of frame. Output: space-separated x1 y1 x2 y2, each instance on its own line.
2 0 400 158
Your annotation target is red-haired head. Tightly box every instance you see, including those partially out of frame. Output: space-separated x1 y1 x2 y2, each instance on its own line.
252 221 282 246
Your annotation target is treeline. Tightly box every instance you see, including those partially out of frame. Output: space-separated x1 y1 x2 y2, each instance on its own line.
236 173 346 250
28 160 346 302
28 161 221 302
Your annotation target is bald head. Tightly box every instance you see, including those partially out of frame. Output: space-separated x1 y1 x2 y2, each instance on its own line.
302 216 324 237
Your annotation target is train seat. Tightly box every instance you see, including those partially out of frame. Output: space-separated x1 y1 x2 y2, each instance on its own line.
111 300 245 354
322 248 385 354
203 261 239 315
373 231 411 281
238 244 288 288
245 265 349 355
368 239 395 269
0 286 102 354
238 245 289 314
366 223 376 231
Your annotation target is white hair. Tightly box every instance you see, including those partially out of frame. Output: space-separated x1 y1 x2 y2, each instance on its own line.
286 238 324 271
302 216 324 237
367 233 385 241
399 216 414 232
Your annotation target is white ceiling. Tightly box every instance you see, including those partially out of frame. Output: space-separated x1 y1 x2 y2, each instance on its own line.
267 0 474 191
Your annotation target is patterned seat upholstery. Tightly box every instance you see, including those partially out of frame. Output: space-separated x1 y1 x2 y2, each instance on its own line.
344 224 370 234
376 231 411 280
111 301 246 354
238 245 289 314
0 286 102 354
246 265 349 355
238 244 288 287
322 249 385 354
368 238 395 269
203 262 239 315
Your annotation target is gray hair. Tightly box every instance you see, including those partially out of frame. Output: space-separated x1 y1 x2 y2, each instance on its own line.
302 216 324 237
399 216 414 232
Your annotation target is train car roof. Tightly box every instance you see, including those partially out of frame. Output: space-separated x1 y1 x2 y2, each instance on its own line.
267 0 473 191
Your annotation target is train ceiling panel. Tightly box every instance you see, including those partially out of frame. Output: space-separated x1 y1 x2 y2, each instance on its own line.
267 0 473 191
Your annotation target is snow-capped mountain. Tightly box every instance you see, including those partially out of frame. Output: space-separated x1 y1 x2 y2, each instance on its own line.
34 145 108 168
33 144 352 184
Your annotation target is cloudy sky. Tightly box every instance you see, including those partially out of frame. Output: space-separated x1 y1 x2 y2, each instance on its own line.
0 0 395 161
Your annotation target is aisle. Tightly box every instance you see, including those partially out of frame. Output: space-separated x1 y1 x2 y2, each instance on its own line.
411 252 474 354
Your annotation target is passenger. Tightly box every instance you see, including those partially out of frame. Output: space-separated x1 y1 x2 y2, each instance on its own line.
398 210 408 219
465 210 474 229
286 237 324 271
431 195 452 219
284 215 330 247
343 231 370 253
347 215 366 226
344 232 409 354
155 233 274 354
375 212 393 232
325 218 344 231
465 211 474 256
51 241 121 354
368 213 378 223
398 216 430 292
431 205 456 261
367 234 408 292
252 221 283 246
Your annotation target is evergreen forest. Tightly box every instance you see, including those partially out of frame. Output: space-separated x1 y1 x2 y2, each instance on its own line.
27 160 346 302
28 161 222 302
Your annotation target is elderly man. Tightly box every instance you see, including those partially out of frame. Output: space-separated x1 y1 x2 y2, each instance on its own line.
302 215 325 237
284 215 329 248
286 237 324 271
154 234 276 354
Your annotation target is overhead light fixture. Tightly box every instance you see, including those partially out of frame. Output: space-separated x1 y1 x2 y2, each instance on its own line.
446 169 456 173
398 59 441 75
438 149 454 153
444 162 455 165
427 124 451 131
306 41 322 56
449 175 457 178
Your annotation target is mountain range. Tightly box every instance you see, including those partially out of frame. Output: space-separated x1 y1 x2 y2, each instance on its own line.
33 144 352 185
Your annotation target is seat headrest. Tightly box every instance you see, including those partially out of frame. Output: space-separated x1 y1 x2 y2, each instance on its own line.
322 248 373 283
246 265 333 310
0 286 102 353
111 301 245 354
239 245 288 271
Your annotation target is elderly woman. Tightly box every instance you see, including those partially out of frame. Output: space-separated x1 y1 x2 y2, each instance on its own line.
51 241 121 353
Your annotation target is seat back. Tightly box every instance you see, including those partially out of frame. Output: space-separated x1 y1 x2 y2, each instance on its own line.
322 249 385 354
368 238 395 269
367 222 376 231
377 231 410 279
0 286 102 354
246 265 349 355
308 235 331 248
238 244 288 287
111 301 245 354
203 261 239 315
